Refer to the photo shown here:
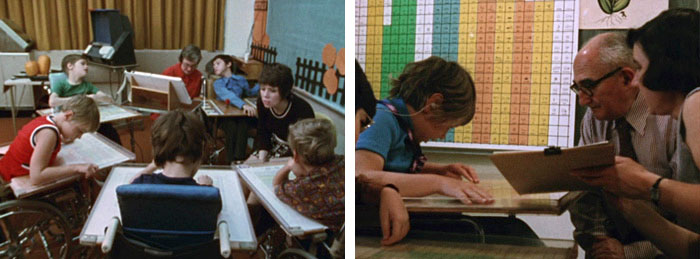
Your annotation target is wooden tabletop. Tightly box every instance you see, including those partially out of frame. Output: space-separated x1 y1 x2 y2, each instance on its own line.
356 235 577 259
402 171 581 215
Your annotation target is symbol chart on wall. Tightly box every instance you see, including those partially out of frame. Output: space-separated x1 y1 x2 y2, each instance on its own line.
356 0 580 150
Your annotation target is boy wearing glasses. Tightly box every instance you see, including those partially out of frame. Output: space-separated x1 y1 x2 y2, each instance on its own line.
568 32 678 258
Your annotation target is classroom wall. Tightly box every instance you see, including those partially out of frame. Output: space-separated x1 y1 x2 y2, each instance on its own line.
223 0 255 57
265 1 345 70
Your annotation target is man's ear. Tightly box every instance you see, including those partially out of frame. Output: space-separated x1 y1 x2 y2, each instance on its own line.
621 67 635 86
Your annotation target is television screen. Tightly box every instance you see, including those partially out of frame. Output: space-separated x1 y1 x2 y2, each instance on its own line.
93 14 111 44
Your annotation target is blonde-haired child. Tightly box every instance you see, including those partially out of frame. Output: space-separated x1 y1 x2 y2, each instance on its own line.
273 118 344 231
0 95 100 185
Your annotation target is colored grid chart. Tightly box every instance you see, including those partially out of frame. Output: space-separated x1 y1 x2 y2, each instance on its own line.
355 0 579 150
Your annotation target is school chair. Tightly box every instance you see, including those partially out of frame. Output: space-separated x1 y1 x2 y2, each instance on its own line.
48 72 67 93
105 184 225 258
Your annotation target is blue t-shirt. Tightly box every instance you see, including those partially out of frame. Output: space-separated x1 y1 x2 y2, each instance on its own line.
356 98 415 173
213 74 260 109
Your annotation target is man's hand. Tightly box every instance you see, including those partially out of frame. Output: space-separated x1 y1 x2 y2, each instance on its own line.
380 187 409 246
590 236 625 259
572 156 658 200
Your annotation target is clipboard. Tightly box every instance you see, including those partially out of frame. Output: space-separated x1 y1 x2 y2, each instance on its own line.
489 142 615 194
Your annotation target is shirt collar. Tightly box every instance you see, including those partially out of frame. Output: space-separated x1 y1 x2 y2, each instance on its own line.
386 97 415 132
623 92 649 135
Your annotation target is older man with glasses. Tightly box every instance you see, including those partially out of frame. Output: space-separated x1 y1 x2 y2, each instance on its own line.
568 32 678 258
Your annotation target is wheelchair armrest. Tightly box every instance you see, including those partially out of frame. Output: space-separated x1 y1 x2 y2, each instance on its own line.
218 221 230 258
102 217 120 253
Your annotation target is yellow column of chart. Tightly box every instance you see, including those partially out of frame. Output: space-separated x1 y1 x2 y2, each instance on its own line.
368 1 383 98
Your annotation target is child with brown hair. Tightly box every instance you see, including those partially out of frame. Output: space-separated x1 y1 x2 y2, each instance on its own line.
273 118 344 231
211 54 259 162
131 110 212 186
0 95 101 185
355 56 493 204
49 54 121 145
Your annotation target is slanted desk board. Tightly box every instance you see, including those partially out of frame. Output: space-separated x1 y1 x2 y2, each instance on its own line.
79 165 257 251
356 0 580 150
10 133 135 199
236 163 328 237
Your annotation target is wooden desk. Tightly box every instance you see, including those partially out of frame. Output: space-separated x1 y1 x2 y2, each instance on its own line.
233 57 263 81
79 164 257 251
235 161 328 239
122 99 201 114
3 78 49 136
201 99 251 117
402 171 581 215
356 235 577 259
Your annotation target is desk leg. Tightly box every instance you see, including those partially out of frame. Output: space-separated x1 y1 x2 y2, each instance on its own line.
128 119 136 153
9 86 17 137
108 68 114 99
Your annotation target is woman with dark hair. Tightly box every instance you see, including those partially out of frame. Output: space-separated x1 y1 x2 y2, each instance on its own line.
572 9 700 258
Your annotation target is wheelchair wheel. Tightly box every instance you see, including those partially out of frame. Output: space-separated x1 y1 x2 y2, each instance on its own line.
0 200 72 259
278 248 316 259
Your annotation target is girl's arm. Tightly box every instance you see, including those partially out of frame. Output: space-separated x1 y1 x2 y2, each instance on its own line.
29 129 97 185
618 198 700 259
355 150 493 204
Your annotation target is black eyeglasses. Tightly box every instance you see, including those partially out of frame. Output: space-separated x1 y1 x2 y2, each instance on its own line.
570 67 622 97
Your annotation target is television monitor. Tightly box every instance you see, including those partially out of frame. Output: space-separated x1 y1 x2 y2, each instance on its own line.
84 9 136 66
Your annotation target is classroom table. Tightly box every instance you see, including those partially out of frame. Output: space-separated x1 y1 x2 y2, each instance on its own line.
79 164 257 252
3 78 49 136
356 232 577 259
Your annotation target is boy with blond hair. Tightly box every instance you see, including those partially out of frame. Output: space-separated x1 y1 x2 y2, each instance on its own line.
0 95 101 185
273 118 344 231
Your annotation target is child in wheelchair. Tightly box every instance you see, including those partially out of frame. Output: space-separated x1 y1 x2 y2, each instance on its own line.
130 110 213 186
273 118 344 232
268 118 344 258
0 95 101 258
0 95 100 186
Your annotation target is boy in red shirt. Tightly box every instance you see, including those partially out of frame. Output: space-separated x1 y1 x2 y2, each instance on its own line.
0 96 100 185
162 44 203 98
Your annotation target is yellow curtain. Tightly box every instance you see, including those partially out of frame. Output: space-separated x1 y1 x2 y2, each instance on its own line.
0 0 225 51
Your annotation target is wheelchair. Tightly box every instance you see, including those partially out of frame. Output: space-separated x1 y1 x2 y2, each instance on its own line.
101 183 228 259
257 223 344 259
0 172 94 259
